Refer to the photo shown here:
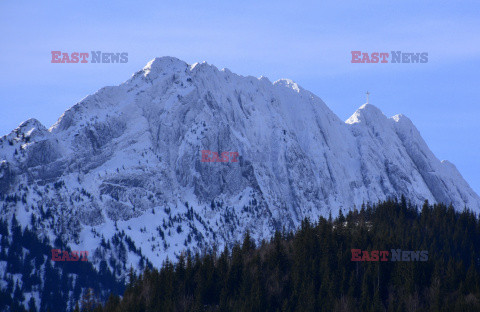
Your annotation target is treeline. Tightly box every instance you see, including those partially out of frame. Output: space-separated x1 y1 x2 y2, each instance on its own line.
90 198 480 311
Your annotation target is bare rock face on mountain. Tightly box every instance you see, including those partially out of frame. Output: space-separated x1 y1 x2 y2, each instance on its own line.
1 56 479 268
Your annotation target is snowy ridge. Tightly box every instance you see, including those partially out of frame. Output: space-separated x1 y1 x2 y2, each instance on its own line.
0 56 479 275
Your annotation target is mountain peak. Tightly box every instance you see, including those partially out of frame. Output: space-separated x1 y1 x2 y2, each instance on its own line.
273 79 303 93
18 117 44 128
346 103 386 125
391 113 413 126
142 56 189 77
15 118 47 136
189 61 221 76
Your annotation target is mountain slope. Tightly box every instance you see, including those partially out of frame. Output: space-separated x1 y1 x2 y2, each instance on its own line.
0 216 125 312
0 56 479 272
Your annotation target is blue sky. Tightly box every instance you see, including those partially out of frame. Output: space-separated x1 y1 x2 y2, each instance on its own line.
1 0 479 196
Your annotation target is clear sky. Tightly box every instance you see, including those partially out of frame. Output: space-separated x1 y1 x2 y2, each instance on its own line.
1 0 479 196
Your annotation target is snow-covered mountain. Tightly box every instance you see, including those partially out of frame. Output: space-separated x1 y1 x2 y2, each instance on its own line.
1 56 479 270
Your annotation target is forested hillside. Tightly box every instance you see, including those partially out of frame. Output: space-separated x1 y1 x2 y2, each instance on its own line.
91 198 480 312
0 216 125 312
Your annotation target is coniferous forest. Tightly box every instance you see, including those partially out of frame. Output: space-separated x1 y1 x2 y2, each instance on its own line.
4 198 480 311
0 215 125 312
79 198 480 312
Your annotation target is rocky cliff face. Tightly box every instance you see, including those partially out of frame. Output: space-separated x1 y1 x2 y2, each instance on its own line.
1 56 478 269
